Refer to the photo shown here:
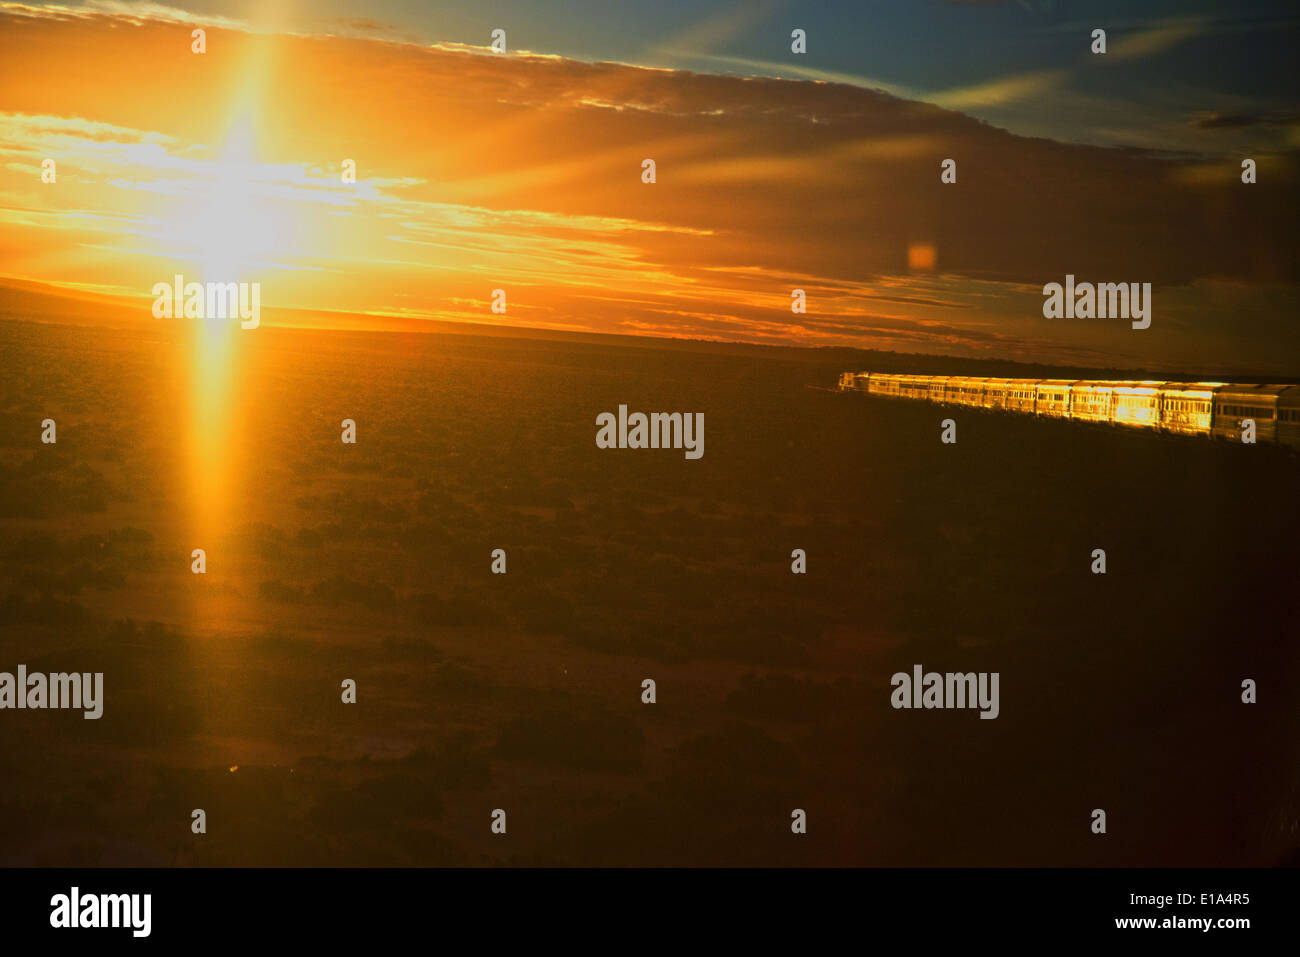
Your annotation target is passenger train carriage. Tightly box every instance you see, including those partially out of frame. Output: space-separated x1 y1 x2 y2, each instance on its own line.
1111 383 1163 429
838 372 1300 449
1210 384 1293 445
1159 382 1220 436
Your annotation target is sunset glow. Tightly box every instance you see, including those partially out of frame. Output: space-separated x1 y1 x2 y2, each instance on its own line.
1 3 1297 374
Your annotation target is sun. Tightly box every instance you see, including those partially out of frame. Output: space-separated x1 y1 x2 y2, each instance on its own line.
154 114 285 290
193 119 270 285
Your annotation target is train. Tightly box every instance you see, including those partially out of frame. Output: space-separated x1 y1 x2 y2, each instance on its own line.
836 372 1300 449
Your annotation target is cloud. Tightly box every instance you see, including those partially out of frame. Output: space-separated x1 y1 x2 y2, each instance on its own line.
1191 110 1300 130
3 0 248 28
655 50 918 101
1107 21 1206 60
929 69 1068 110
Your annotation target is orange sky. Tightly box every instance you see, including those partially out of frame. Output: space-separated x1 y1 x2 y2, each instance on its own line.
1 4 1297 373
